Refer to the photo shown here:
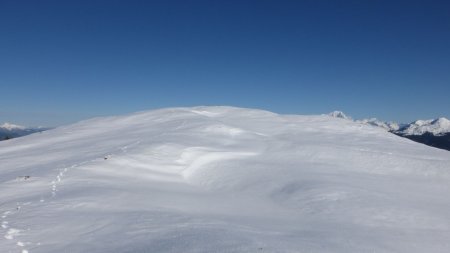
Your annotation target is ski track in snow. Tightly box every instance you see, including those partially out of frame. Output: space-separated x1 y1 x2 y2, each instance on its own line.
1 141 140 253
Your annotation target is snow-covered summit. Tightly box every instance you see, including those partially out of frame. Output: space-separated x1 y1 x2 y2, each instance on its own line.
397 117 450 136
327 110 352 120
1 106 450 253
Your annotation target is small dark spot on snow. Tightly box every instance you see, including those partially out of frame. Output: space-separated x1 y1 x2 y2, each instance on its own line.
16 176 31 181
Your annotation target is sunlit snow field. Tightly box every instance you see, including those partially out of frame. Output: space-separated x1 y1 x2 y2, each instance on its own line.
1 106 450 253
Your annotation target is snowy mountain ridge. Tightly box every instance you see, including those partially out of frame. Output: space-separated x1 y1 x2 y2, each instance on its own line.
355 118 401 131
327 111 450 136
1 106 450 253
0 123 26 131
397 117 450 136
0 123 48 140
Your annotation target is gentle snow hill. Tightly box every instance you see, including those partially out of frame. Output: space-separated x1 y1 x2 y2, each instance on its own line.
1 106 450 253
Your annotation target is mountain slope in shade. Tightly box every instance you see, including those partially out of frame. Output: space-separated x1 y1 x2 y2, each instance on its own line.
393 118 450 151
395 132 450 151
1 106 450 253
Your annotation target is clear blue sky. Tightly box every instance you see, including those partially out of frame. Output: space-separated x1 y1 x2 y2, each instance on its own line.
1 0 449 126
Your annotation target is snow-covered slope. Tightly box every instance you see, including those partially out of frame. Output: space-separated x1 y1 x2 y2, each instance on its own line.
1 106 450 253
396 117 450 136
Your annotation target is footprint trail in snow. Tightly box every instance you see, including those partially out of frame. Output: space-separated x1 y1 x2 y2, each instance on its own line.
1 141 140 253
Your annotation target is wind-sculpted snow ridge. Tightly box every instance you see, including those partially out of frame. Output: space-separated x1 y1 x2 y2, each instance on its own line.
1 106 450 253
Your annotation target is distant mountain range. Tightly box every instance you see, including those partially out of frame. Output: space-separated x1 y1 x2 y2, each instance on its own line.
329 111 450 151
0 123 49 140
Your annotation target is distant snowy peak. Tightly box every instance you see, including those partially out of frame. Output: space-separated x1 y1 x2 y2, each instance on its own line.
327 111 352 120
0 122 26 130
0 122 49 140
327 112 399 131
356 118 400 131
397 117 450 136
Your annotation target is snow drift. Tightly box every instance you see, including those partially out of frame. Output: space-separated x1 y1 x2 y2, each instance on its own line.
1 106 450 253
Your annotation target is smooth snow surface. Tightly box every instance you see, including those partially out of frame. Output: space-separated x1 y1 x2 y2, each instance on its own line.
1 106 450 253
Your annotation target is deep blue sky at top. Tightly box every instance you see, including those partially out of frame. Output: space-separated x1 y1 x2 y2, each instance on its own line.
1 0 449 126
